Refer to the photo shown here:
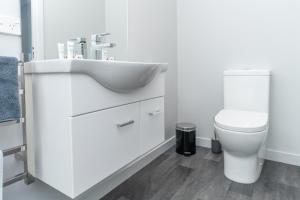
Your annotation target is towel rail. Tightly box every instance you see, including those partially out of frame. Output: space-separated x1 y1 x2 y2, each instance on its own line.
1 53 35 187
2 145 26 157
0 120 19 127
3 173 27 187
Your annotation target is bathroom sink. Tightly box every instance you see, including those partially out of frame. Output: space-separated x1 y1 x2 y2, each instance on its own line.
24 59 168 93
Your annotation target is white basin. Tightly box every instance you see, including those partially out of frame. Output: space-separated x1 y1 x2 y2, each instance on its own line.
24 59 168 93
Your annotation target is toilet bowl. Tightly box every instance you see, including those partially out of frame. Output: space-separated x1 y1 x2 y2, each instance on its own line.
215 69 271 184
215 109 268 183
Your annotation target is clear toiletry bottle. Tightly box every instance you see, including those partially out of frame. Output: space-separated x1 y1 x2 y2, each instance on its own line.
67 40 75 59
57 43 65 59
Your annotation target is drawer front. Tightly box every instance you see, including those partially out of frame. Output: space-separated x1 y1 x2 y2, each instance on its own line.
140 97 165 154
71 74 165 116
72 103 140 196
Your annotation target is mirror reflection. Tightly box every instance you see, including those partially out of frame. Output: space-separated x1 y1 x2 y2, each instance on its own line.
34 0 128 60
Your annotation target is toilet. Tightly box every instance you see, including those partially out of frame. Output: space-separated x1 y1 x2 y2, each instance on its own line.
214 69 271 184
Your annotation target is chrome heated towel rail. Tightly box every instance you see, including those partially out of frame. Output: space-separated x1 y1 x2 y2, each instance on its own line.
1 54 34 187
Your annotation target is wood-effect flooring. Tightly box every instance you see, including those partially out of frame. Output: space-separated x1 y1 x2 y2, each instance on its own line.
102 147 300 200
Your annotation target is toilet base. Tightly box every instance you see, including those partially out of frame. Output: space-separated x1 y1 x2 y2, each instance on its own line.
223 151 264 184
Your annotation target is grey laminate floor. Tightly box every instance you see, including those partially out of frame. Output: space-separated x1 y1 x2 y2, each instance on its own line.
101 147 300 200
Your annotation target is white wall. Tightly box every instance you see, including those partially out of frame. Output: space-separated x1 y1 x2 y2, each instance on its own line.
128 0 178 139
105 0 128 60
178 0 300 165
0 0 22 58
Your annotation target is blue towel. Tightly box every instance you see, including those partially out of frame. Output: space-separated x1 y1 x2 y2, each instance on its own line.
0 56 20 123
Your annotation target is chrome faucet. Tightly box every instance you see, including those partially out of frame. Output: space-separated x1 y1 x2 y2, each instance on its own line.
91 33 116 60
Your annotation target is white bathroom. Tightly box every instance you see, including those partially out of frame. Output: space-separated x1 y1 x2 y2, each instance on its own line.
0 0 299 199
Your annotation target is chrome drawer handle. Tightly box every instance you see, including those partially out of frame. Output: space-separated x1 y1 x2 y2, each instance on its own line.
148 110 161 116
117 120 135 128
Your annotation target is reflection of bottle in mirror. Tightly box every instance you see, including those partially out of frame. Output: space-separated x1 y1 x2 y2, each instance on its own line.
102 49 108 60
76 38 87 59
94 50 101 60
67 41 75 59
57 43 65 59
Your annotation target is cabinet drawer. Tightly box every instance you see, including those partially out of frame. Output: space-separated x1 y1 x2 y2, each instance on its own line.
71 103 140 196
140 97 165 154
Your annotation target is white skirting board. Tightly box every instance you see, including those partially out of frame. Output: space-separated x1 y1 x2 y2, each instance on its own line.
75 136 175 200
196 137 211 148
196 136 300 167
264 148 300 167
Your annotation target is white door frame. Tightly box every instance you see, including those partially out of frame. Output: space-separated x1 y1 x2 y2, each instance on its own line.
31 0 44 60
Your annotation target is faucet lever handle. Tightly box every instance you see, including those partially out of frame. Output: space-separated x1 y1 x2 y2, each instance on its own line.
100 33 111 37
91 33 111 43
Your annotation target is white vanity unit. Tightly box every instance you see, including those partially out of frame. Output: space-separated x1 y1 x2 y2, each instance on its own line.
24 59 168 198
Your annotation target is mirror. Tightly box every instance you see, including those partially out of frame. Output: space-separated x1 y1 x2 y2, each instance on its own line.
25 0 128 61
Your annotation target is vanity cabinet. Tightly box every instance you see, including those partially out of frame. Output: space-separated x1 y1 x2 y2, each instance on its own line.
71 98 164 197
140 97 165 154
27 95 165 198
72 103 141 195
25 59 167 199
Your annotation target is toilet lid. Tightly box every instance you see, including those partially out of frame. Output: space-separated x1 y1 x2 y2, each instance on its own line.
215 109 268 133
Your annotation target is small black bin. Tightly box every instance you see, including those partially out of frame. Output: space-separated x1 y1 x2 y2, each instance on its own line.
176 123 196 156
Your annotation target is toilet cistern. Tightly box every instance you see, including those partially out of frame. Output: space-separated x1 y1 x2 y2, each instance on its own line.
214 69 271 184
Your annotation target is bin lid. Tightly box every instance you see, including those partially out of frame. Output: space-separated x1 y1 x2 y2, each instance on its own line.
176 122 196 132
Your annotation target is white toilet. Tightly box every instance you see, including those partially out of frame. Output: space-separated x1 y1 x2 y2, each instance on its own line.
214 69 271 184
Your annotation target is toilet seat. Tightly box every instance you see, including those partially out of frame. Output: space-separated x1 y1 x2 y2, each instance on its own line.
215 109 268 133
